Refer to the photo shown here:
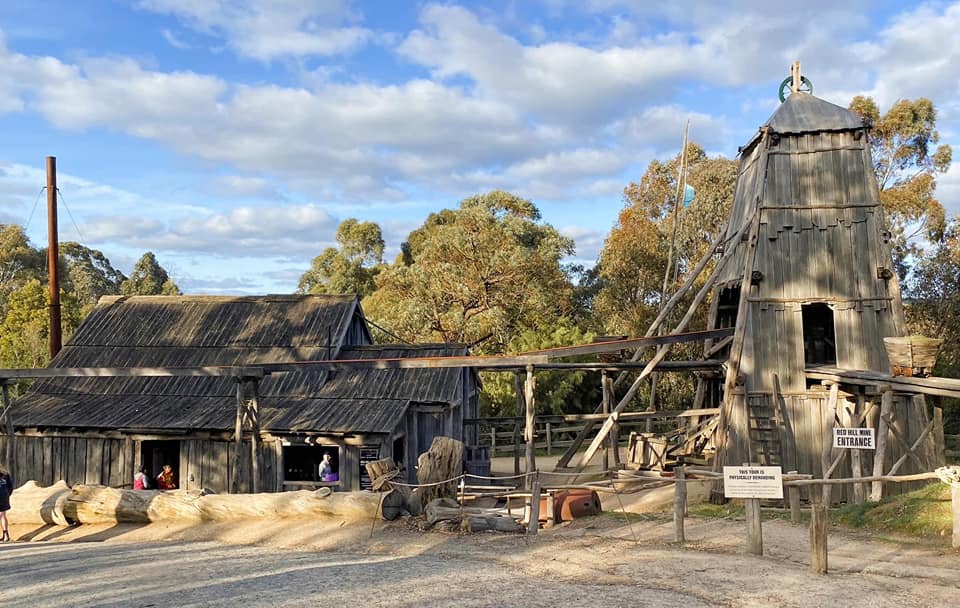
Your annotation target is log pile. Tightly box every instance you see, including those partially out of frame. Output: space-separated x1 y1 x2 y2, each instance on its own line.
424 498 522 533
7 481 381 525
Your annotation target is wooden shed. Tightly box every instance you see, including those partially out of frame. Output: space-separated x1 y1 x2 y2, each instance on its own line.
704 84 944 498
2 295 479 492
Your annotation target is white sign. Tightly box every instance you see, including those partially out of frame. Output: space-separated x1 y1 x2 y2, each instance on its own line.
833 427 875 449
723 466 784 499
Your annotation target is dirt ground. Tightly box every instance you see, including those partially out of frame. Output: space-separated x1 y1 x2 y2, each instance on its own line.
2 495 959 608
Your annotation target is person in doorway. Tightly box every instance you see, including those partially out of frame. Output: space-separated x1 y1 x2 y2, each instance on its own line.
133 466 150 490
156 464 176 490
0 464 14 542
318 452 335 482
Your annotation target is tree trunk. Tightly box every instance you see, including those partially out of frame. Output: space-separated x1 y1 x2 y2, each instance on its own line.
13 482 381 525
417 437 464 507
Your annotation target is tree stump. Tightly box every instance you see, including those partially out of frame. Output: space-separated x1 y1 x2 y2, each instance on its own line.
417 436 464 508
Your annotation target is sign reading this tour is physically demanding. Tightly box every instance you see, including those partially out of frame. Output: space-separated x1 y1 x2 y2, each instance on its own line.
722 466 784 499
833 427 875 450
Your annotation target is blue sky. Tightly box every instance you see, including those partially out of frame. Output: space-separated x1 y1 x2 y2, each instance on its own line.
0 0 958 294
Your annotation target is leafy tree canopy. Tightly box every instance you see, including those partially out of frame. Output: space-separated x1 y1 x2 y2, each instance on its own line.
364 190 575 352
298 218 384 297
120 252 181 296
849 96 953 273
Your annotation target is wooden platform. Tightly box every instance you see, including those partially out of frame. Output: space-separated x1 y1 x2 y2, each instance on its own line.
805 366 960 399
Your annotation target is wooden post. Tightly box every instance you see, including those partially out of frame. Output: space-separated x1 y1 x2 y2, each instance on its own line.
787 470 801 524
821 383 839 505
524 364 536 483
545 491 555 528
47 156 62 359
952 483 960 550
232 379 244 494
674 466 686 544
545 421 552 456
810 485 828 574
603 372 620 466
249 378 260 494
528 477 541 535
745 497 763 555
1 382 13 476
490 427 497 456
870 387 893 501
851 393 865 504
602 370 611 470
513 372 523 476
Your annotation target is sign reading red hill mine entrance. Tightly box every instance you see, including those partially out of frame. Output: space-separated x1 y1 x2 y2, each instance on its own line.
833 427 875 450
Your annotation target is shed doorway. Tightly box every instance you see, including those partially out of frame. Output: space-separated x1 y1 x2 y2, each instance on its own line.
802 303 837 365
140 440 181 489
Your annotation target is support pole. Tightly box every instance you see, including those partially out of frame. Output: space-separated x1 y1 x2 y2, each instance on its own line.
524 364 536 483
810 485 828 574
674 465 686 544
46 156 62 359
851 393 865 504
528 477 541 535
249 378 260 494
821 383 839 505
604 372 619 466
870 387 893 501
745 497 763 555
2 382 13 477
513 372 523 476
602 370 611 470
788 470 801 524
232 379 244 494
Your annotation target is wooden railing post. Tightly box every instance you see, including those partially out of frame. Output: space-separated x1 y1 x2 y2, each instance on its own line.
870 388 893 501
952 482 960 550
810 485 828 574
788 470 801 524
528 476 541 535
674 466 686 544
745 497 763 555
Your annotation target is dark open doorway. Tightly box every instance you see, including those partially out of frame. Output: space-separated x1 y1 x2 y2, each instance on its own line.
802 303 837 365
140 440 181 489
282 445 341 483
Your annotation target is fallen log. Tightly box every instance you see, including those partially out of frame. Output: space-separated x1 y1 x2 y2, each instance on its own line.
6 480 73 526
11 481 382 525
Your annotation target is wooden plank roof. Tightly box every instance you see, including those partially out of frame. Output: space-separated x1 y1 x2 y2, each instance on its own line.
12 296 467 434
764 93 865 134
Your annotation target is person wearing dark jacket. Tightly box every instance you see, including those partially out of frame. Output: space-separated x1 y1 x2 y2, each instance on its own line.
0 464 13 542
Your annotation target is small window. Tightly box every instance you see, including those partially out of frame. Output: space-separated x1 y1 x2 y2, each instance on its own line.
283 445 340 485
802 303 837 365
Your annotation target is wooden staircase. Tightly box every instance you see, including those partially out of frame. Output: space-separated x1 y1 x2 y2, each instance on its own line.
747 394 782 466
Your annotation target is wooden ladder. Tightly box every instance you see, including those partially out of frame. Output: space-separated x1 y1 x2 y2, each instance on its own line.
747 394 782 466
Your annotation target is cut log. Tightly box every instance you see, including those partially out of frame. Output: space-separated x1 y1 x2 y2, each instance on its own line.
417 436 464 507
462 515 522 533
21 484 383 524
6 480 73 526
365 457 399 491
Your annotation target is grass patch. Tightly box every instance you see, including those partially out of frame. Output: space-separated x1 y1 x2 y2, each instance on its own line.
830 482 953 538
688 482 954 541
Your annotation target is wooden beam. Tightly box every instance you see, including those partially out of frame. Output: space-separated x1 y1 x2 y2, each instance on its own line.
520 328 733 360
821 383 840 504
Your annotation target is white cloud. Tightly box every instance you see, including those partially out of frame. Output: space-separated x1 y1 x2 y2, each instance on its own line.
939 159 960 218
161 28 191 49
83 204 339 257
210 175 285 200
560 225 606 262
138 0 372 61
